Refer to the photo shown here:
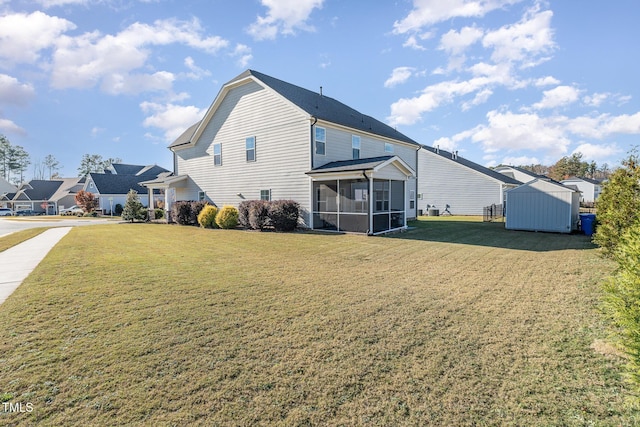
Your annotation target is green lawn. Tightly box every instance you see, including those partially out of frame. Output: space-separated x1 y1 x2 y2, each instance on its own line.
0 220 637 425
0 227 48 252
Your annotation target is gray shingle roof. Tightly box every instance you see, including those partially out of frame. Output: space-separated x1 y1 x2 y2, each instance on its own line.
308 156 394 174
423 146 522 185
16 180 64 200
89 165 170 195
170 70 420 149
245 70 419 146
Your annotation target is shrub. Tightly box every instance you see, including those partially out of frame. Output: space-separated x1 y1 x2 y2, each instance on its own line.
197 204 218 228
238 200 251 228
248 200 270 230
216 205 239 229
594 151 640 257
603 220 640 400
154 208 165 220
115 203 123 216
172 201 192 225
75 190 99 213
190 201 208 226
269 200 300 232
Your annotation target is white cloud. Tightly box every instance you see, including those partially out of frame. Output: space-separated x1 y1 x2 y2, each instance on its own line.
439 26 484 55
572 142 622 162
501 155 540 166
37 0 88 6
231 44 253 68
140 102 206 142
0 117 26 135
532 85 581 109
461 88 493 110
50 18 228 94
0 74 36 106
0 11 75 67
469 110 571 155
247 0 324 40
393 0 522 34
582 92 608 107
534 76 560 87
482 6 555 66
183 57 211 80
384 67 415 88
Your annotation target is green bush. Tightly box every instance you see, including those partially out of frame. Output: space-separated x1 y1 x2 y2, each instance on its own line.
115 203 123 216
268 200 300 232
216 205 239 229
248 200 270 230
603 220 640 400
154 208 165 220
197 204 218 228
594 151 640 257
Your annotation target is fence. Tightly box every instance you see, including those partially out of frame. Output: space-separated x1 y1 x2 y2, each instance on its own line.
483 204 504 222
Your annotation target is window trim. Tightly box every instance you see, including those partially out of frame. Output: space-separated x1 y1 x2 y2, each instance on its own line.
246 136 256 162
260 189 271 201
213 143 222 166
352 135 361 160
315 126 326 156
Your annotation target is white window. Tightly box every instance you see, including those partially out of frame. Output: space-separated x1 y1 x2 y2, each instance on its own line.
260 189 271 201
315 127 326 155
385 142 394 153
213 143 222 166
246 136 256 162
409 190 415 210
352 135 360 160
198 191 206 201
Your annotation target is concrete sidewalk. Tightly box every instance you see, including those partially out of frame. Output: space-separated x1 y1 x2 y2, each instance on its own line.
0 227 72 305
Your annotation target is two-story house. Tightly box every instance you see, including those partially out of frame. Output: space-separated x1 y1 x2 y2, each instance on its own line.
143 70 420 234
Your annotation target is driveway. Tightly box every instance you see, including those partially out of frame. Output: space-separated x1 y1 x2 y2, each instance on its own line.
0 216 118 238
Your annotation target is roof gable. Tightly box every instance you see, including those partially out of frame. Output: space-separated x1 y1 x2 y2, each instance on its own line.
170 70 420 150
15 180 64 201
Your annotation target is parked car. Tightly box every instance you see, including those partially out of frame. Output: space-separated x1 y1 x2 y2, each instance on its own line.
60 205 84 216
15 209 41 216
0 208 14 216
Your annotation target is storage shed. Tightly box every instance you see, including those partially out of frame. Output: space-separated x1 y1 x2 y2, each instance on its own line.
505 179 581 233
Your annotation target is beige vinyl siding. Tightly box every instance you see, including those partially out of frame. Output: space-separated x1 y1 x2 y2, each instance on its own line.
175 80 312 225
313 125 418 218
417 149 505 216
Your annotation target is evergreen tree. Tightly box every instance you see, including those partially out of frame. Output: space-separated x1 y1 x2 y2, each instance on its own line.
121 189 146 222
593 150 640 257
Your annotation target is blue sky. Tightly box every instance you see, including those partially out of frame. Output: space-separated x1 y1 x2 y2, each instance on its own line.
1 0 639 178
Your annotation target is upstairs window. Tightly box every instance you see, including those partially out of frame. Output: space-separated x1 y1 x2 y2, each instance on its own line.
352 135 361 160
385 142 394 153
315 126 326 155
213 143 222 166
246 136 256 162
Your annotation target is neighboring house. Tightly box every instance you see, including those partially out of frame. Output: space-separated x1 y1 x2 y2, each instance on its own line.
560 176 603 204
0 177 17 208
143 69 421 234
84 164 170 214
417 147 522 216
505 179 581 233
494 165 549 183
10 180 65 214
49 177 84 213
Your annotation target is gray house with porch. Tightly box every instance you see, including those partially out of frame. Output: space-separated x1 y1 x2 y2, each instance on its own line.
143 70 420 234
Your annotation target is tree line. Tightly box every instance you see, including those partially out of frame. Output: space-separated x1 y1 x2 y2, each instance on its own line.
0 134 122 185
512 152 611 181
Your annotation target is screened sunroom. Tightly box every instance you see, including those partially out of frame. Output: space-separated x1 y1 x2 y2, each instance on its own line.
307 156 415 235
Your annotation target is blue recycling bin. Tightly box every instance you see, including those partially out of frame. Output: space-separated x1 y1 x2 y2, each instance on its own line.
580 213 596 236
